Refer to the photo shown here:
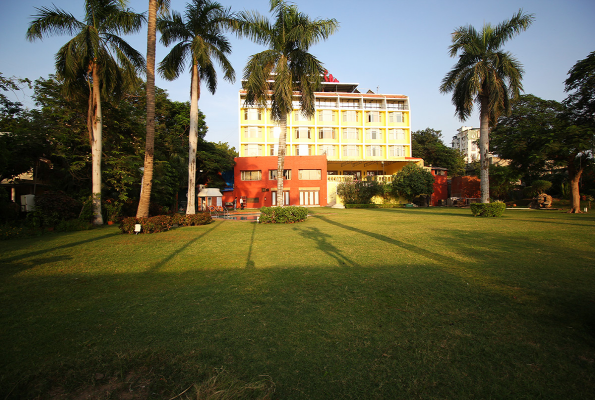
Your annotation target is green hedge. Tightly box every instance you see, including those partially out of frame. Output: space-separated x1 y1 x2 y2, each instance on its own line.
259 206 308 223
470 202 507 217
345 204 405 209
120 212 212 234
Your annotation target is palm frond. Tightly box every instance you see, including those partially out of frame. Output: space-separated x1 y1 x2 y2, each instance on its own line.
26 6 83 41
159 42 190 80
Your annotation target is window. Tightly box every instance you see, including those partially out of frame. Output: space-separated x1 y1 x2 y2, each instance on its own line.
269 169 291 180
389 129 405 140
299 190 319 206
366 170 382 176
316 98 336 108
343 170 361 180
319 145 336 156
366 145 382 157
343 145 359 157
244 109 262 120
387 101 407 110
367 111 382 123
389 145 405 157
296 144 312 155
298 169 322 180
342 110 358 122
272 190 290 206
343 128 359 140
366 129 382 140
318 128 336 139
389 112 403 123
294 111 310 122
241 170 261 181
243 144 263 156
295 127 311 139
364 100 382 109
340 99 360 109
318 109 335 122
244 126 262 138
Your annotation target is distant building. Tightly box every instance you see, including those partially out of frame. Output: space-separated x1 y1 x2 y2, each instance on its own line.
451 126 480 164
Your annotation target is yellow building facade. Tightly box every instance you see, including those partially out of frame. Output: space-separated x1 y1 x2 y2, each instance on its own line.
239 81 422 181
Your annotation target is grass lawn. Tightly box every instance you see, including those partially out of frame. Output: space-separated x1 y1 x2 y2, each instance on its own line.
1 207 594 399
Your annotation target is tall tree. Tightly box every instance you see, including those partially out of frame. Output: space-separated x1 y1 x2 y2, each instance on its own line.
411 128 466 176
157 0 236 215
137 0 170 218
563 51 595 213
440 9 534 203
237 0 338 205
26 0 145 224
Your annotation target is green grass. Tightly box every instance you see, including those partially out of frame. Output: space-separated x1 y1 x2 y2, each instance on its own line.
1 208 594 399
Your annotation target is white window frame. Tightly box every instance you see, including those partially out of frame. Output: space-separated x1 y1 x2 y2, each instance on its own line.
318 127 336 140
318 109 335 122
389 112 403 123
343 128 359 141
389 145 405 157
367 111 382 123
244 144 262 156
366 129 382 140
244 109 262 120
389 129 405 140
366 145 382 157
343 145 359 157
319 145 336 156
295 127 311 139
298 169 322 180
244 126 262 138
342 110 358 123
241 170 262 181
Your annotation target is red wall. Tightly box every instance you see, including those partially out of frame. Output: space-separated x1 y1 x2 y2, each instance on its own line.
233 155 328 208
430 169 448 206
451 176 481 199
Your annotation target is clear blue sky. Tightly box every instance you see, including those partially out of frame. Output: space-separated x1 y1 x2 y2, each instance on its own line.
1 0 593 148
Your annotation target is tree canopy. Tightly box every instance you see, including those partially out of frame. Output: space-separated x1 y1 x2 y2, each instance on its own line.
391 164 435 203
411 128 465 176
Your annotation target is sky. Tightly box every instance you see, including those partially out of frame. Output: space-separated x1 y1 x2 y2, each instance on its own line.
1 0 593 149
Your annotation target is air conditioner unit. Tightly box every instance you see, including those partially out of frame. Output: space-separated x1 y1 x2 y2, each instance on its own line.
20 194 35 212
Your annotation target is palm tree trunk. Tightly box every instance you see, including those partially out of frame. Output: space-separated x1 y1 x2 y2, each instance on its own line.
479 95 490 203
136 0 158 219
567 157 584 213
91 64 103 225
187 63 200 215
276 113 287 206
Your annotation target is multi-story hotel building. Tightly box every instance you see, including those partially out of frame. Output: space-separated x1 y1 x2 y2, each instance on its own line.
451 126 480 164
233 79 424 208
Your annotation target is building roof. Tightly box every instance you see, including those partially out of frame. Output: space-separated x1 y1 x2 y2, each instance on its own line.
197 188 222 197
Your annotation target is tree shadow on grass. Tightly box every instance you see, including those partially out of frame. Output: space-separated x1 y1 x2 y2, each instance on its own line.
293 226 359 268
0 231 119 266
245 222 257 270
315 215 454 265
0 255 73 278
148 221 223 272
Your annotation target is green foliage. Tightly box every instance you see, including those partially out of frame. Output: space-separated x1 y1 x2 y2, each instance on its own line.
488 165 522 200
258 206 308 223
336 178 383 205
470 202 507 217
34 191 81 227
411 128 466 176
119 212 212 234
528 180 553 196
391 164 435 202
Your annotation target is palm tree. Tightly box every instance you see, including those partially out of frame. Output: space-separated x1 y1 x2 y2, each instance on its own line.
157 0 236 215
237 0 338 205
440 9 534 203
137 0 170 219
27 0 145 224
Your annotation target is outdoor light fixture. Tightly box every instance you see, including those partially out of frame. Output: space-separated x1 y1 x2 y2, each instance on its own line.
134 224 142 234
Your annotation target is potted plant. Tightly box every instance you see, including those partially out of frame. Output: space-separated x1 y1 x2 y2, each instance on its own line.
104 199 122 225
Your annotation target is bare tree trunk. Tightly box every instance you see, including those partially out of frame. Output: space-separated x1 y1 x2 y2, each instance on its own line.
276 113 287 206
479 95 490 203
136 0 158 218
567 157 584 213
186 63 200 215
91 65 103 225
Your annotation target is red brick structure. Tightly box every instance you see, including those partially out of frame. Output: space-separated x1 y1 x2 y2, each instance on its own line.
232 155 328 208
451 176 481 199
430 167 448 206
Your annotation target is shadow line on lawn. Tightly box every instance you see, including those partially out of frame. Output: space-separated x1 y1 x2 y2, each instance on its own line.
245 222 257 269
293 226 359 268
148 221 223 272
0 231 120 266
315 215 450 265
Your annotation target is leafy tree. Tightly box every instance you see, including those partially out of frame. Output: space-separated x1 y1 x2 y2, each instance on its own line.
157 0 236 215
391 164 435 203
411 128 465 176
26 0 145 224
237 0 338 205
137 0 170 219
440 9 534 203
491 93 593 212
563 51 595 213
488 165 522 200
336 178 382 205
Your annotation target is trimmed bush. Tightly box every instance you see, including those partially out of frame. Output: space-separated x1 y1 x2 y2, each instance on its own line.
345 204 405 209
34 191 82 227
470 202 507 217
119 212 212 234
259 206 308 223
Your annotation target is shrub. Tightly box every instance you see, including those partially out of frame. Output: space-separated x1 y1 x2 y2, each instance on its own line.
391 164 435 203
524 180 553 198
337 178 383 205
35 191 81 227
470 202 507 217
259 206 308 223
119 212 212 234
